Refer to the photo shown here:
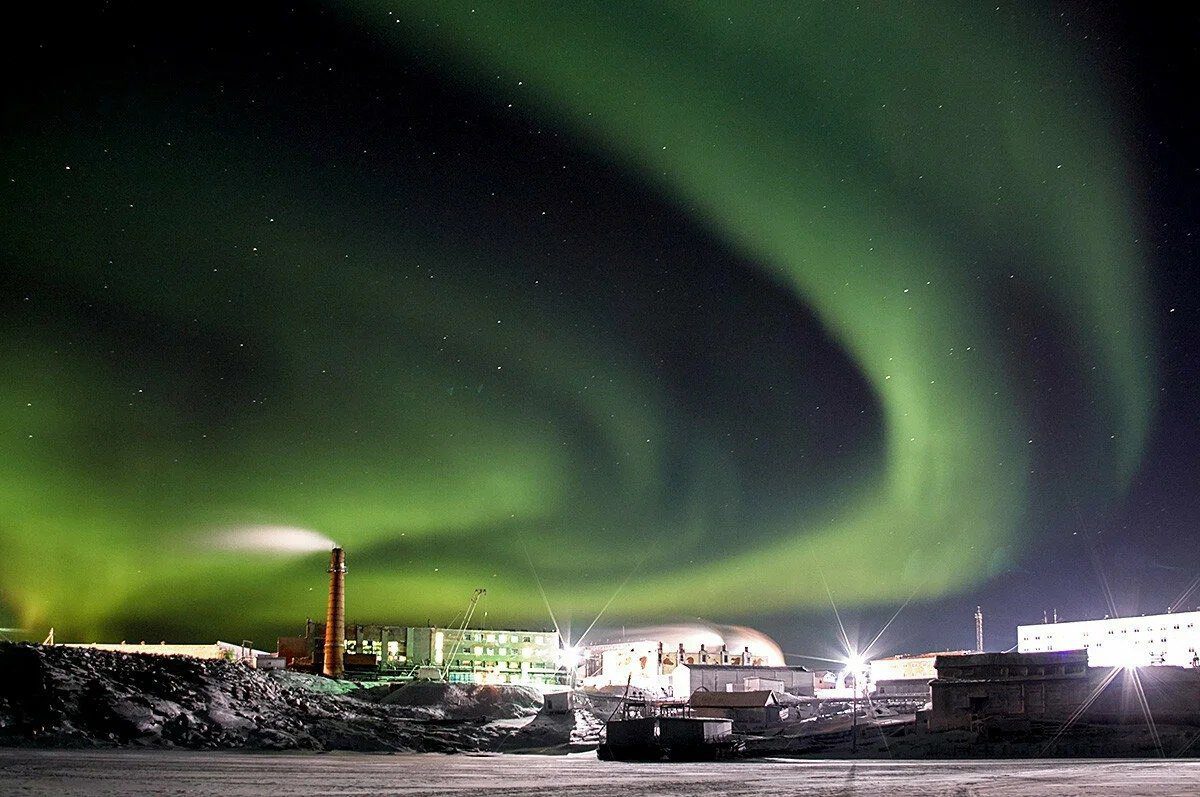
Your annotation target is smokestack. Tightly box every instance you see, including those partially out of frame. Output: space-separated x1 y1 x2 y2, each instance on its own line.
323 547 346 678
974 606 984 653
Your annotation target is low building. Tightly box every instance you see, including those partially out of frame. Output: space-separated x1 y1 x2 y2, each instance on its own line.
929 650 1090 731
579 639 783 697
672 663 815 698
929 650 1200 731
1017 610 1200 668
689 690 791 731
61 641 267 664
870 651 972 698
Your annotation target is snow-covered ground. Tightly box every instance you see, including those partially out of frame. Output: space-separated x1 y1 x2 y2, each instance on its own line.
1 749 1198 796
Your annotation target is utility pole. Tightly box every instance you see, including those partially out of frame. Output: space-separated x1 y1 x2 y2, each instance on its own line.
851 680 858 754
974 606 984 653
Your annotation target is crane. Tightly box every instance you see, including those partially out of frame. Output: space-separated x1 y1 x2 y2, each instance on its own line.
441 588 486 680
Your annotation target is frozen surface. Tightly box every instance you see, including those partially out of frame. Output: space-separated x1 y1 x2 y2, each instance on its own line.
1 749 1199 796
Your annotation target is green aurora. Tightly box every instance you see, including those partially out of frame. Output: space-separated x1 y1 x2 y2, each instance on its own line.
1 2 1152 641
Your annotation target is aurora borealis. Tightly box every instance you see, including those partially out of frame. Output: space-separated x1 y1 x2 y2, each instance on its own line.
1 2 1195 650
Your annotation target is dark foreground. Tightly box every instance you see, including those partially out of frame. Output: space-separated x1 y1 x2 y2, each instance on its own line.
1 749 1199 797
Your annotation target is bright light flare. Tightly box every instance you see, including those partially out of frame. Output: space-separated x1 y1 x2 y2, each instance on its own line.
557 644 582 669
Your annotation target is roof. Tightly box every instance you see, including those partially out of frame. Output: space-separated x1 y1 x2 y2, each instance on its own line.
872 650 973 662
680 663 809 672
935 650 1088 667
689 690 777 708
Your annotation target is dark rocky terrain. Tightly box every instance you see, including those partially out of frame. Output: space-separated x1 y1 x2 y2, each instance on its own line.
0 643 599 752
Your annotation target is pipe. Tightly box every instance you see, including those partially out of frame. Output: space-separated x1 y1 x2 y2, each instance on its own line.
323 547 346 678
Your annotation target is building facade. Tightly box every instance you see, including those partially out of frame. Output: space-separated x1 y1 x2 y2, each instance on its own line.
870 651 973 697
929 650 1091 731
283 622 562 686
930 650 1200 731
579 639 784 697
1017 610 1200 668
672 663 815 698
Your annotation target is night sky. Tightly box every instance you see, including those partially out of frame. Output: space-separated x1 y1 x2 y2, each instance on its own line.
2 2 1196 662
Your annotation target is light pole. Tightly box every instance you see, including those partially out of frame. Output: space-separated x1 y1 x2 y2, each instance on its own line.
851 678 858 753
845 654 866 755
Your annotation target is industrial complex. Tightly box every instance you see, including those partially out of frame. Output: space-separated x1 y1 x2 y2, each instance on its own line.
41 546 1200 750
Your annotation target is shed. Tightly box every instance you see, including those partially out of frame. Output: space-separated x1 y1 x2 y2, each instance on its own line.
689 689 788 729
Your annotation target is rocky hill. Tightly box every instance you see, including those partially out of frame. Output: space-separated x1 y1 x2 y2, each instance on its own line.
0 643 596 752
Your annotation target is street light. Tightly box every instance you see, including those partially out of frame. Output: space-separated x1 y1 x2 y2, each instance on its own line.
844 653 868 753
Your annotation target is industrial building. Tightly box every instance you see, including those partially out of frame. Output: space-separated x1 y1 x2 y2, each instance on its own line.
1017 610 1200 668
286 546 801 696
579 638 794 697
280 621 562 686
929 650 1090 731
928 650 1200 731
672 662 815 698
279 548 563 686
870 651 974 698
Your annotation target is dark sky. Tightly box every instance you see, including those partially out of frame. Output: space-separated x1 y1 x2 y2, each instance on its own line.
1 2 1196 661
